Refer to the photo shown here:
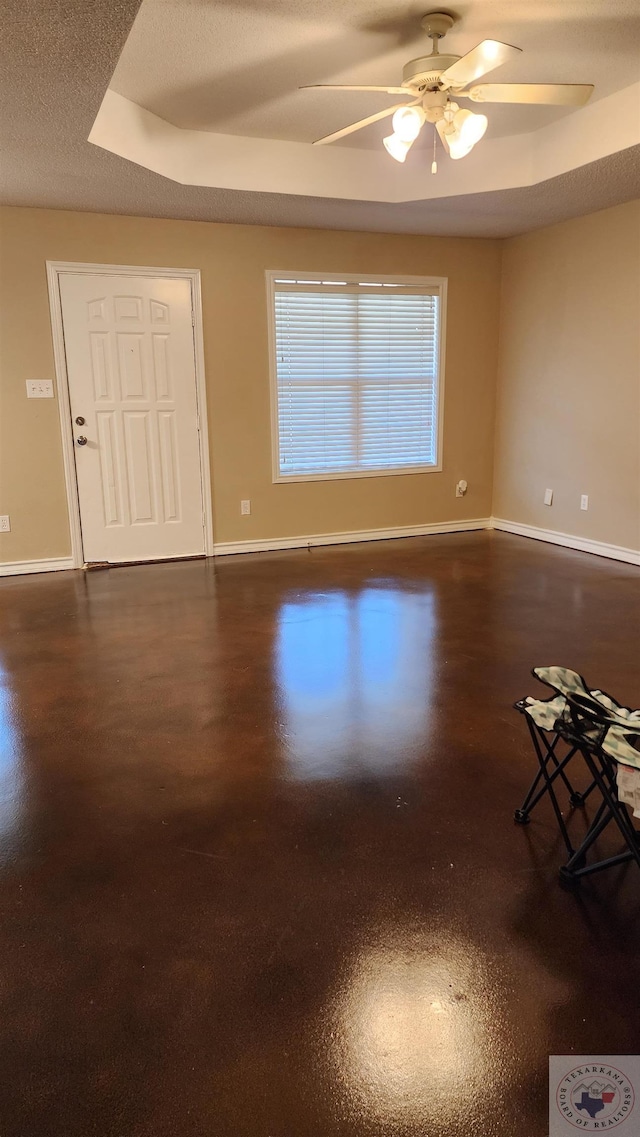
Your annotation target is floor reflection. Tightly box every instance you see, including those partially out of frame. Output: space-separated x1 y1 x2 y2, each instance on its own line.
0 661 24 851
334 932 499 1127
275 586 435 780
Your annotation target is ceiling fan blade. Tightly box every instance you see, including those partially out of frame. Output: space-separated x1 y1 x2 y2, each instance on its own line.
440 40 522 88
301 84 412 95
313 99 420 146
465 82 594 106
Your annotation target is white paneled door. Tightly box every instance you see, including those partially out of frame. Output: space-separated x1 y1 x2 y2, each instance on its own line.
59 273 206 564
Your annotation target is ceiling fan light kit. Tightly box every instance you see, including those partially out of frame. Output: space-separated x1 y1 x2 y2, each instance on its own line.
391 105 426 142
436 106 489 159
382 133 413 162
383 104 426 163
304 10 594 170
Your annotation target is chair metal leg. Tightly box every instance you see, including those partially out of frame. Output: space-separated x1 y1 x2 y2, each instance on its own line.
516 722 581 825
570 777 598 807
559 749 640 884
563 802 615 873
524 720 576 856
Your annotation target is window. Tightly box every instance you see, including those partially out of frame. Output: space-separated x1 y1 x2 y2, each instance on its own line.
268 272 446 482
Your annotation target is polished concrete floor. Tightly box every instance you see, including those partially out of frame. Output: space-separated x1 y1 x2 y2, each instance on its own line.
0 531 639 1137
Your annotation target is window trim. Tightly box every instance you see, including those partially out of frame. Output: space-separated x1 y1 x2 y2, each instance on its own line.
266 269 447 484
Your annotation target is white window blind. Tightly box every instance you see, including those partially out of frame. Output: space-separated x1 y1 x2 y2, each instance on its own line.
270 276 443 480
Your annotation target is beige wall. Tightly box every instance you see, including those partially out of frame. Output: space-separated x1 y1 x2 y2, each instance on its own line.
0 206 502 563
493 200 640 553
3 201 636 568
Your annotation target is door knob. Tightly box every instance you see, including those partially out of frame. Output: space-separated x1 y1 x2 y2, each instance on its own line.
76 435 88 446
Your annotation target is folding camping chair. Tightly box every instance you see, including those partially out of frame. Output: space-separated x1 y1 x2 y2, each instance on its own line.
556 690 640 887
514 669 598 857
514 666 640 886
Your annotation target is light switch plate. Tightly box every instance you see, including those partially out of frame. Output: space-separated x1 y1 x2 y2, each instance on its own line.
26 380 54 398
544 488 553 506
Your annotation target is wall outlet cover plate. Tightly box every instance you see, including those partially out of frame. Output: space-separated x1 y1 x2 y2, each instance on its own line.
26 380 54 398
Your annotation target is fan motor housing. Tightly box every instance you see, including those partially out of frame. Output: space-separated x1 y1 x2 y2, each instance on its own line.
402 53 461 90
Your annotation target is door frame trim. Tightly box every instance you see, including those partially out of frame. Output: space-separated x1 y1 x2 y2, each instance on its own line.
46 261 214 566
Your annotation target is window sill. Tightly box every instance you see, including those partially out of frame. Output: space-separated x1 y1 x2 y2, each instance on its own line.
273 463 442 484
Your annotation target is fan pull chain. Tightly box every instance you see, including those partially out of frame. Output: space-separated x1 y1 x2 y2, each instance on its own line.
431 126 438 174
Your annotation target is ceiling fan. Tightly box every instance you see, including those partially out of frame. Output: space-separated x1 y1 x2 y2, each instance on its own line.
302 11 594 166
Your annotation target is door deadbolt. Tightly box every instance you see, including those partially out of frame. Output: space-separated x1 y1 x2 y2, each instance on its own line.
75 416 85 425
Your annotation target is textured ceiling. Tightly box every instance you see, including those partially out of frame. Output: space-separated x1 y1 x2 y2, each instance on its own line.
1 0 639 237
112 0 640 146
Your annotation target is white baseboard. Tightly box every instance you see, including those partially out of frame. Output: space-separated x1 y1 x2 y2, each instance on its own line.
0 556 76 578
4 518 636 572
212 517 492 557
491 518 640 566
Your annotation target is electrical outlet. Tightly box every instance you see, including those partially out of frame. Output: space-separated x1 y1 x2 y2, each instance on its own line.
241 500 251 516
581 494 589 511
544 488 553 506
455 480 468 498
26 379 54 398
0 515 10 533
